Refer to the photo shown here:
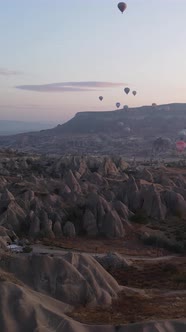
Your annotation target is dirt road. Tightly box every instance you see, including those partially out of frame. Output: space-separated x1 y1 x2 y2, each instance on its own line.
31 244 178 262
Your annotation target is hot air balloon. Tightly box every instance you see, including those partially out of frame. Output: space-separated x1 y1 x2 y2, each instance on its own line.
176 140 186 153
132 91 137 96
152 103 157 110
178 129 186 140
124 126 131 133
124 87 130 95
116 102 120 109
153 137 171 154
123 105 129 111
99 96 103 101
118 2 127 13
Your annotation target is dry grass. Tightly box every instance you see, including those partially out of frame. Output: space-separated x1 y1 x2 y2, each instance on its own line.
0 269 23 286
68 291 186 325
41 236 169 257
149 217 186 245
108 258 186 290
67 257 186 325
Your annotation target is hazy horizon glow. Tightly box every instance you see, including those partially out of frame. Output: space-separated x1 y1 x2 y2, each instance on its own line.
1 0 186 123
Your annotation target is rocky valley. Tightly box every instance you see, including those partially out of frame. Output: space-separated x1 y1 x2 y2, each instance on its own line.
2 0 186 330
0 148 185 331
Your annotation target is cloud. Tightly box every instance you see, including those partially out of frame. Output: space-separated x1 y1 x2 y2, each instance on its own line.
15 81 126 93
0 68 23 76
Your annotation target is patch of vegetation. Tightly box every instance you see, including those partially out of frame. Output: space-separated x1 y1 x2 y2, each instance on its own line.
148 217 186 253
22 246 33 253
161 263 178 274
171 271 186 285
142 234 184 253
67 290 186 325
38 229 55 240
130 211 149 225
0 271 22 285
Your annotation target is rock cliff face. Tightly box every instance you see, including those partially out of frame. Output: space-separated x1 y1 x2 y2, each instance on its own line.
0 151 185 248
2 252 120 307
0 248 184 332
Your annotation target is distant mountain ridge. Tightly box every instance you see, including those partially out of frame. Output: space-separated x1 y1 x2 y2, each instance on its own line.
46 103 186 135
0 120 57 135
0 103 186 156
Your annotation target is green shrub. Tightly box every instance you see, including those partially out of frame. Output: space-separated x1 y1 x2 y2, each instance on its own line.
23 246 33 253
171 272 186 284
161 263 178 274
142 234 184 253
130 211 149 225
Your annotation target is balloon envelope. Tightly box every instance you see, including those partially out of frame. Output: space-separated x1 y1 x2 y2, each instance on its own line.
118 2 127 13
176 140 186 152
153 137 171 153
116 102 120 108
178 129 186 137
124 127 131 133
99 96 103 101
123 105 129 111
124 87 130 95
132 91 137 96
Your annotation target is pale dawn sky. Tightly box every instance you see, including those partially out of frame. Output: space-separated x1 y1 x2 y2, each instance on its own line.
0 0 186 123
